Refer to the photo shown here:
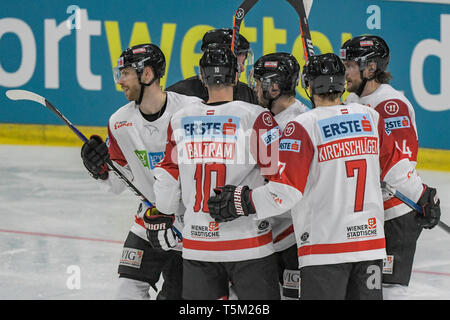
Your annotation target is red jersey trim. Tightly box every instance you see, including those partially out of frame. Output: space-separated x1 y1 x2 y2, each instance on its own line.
183 232 273 251
298 238 385 257
383 197 404 210
273 225 294 243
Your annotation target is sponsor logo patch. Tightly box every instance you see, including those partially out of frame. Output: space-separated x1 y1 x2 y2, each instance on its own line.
279 139 301 152
346 218 378 240
191 224 219 239
119 248 143 269
261 126 281 146
318 113 374 142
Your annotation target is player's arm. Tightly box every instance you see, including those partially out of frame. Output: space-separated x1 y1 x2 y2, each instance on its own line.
208 120 314 222
378 116 440 228
251 120 314 219
153 122 182 215
374 99 418 164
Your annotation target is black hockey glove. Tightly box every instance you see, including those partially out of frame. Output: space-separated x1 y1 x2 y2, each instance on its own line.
207 185 256 223
142 205 178 250
81 135 109 180
416 185 441 229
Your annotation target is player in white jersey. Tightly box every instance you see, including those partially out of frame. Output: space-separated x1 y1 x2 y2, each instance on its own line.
153 44 281 300
208 53 441 300
249 52 309 299
80 44 200 299
340 35 440 299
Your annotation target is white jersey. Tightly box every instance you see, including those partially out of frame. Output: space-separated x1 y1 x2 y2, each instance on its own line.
251 103 424 268
345 84 419 220
271 99 309 252
100 91 201 244
154 100 281 262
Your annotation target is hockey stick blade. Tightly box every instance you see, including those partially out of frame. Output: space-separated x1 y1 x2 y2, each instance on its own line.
381 181 449 234
5 89 183 240
6 89 88 142
5 89 150 204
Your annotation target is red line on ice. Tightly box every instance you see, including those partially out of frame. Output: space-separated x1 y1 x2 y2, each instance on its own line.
0 228 123 244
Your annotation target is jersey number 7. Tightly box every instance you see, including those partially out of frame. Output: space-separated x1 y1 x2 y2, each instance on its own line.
194 163 226 213
345 159 367 212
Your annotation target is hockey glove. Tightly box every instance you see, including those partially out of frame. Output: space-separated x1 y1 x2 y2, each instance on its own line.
416 185 441 229
143 205 178 250
81 135 109 180
207 185 256 223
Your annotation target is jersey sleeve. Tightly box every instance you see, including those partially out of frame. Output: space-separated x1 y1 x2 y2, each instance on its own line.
249 111 282 177
251 120 315 220
153 121 182 214
378 116 423 203
374 99 418 164
96 123 133 194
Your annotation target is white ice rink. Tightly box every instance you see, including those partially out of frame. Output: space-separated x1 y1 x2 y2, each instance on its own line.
0 144 449 300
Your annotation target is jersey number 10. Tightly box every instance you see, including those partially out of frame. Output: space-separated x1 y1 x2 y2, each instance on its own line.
193 163 226 213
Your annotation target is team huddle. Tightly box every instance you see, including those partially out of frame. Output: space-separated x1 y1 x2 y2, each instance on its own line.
80 28 441 300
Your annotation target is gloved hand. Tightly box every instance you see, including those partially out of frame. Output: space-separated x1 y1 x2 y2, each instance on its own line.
207 185 255 223
416 185 441 229
81 135 109 180
142 205 178 250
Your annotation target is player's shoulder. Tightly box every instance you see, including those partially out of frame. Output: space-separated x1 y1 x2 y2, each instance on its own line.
372 84 414 115
167 90 202 105
109 100 136 122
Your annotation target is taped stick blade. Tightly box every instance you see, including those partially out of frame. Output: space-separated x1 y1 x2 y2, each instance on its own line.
6 90 46 106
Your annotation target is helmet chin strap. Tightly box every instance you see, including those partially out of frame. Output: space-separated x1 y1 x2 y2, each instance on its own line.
136 73 158 105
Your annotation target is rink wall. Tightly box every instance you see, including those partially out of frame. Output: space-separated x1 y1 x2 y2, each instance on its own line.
0 0 449 170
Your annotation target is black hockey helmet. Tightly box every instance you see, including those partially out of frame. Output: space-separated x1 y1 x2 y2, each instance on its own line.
250 52 301 96
114 43 166 83
301 53 346 94
201 28 250 55
340 35 390 73
199 44 238 85
114 43 166 104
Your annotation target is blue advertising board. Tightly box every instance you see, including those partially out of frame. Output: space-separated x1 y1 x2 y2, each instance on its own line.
0 0 449 150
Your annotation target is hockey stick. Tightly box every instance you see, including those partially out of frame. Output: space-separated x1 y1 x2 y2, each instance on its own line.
231 0 259 56
381 181 450 234
286 0 315 62
5 89 182 240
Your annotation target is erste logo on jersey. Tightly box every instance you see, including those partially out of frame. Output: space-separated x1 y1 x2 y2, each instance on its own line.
384 116 410 135
319 113 374 142
181 116 240 160
279 139 301 152
182 116 240 138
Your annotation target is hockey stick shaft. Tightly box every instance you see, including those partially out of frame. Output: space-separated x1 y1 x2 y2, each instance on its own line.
231 0 259 55
286 0 315 62
5 89 183 239
381 181 450 234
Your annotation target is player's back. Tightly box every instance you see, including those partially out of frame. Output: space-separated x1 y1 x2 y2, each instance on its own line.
159 99 281 262
283 103 387 267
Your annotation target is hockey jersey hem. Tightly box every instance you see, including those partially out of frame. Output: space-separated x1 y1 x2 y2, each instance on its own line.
181 231 274 262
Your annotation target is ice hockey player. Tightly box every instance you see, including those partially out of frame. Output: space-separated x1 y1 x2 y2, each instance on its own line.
153 44 281 300
207 53 441 300
166 28 257 104
249 52 309 299
340 35 440 299
80 43 201 299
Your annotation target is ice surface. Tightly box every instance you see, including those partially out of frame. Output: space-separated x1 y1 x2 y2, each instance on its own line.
0 145 449 300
